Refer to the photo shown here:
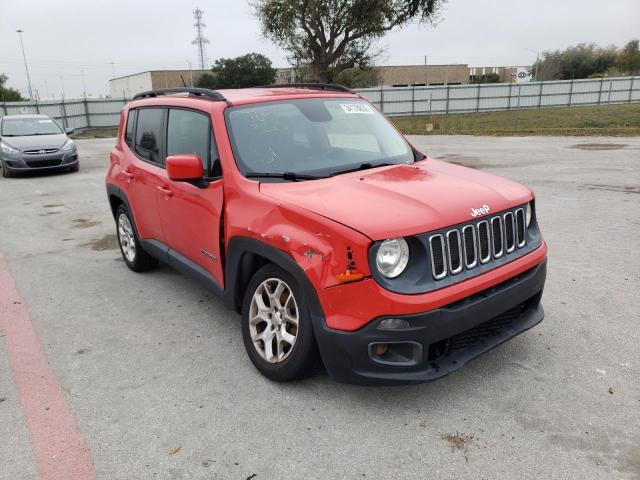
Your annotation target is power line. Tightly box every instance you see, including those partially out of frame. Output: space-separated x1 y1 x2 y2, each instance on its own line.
192 8 210 70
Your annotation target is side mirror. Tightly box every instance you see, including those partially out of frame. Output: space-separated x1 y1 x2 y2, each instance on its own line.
166 154 204 181
65 127 74 134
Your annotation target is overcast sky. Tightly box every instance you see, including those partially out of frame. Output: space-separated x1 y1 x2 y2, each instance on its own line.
1 0 638 99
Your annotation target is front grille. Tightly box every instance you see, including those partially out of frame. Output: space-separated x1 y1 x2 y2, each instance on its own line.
428 207 527 281
427 295 536 362
26 159 62 168
429 234 447 279
446 230 462 274
24 148 59 155
448 301 529 352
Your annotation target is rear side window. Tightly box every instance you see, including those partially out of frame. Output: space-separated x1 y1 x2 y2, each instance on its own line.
134 108 163 164
167 108 218 176
124 110 136 148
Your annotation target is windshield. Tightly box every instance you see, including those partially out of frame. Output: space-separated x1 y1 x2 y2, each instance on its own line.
1 117 63 136
225 98 413 178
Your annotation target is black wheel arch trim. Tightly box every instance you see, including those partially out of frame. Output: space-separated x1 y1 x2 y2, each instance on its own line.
224 236 325 319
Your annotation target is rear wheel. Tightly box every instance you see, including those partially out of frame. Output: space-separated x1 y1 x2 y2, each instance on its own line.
115 204 158 272
241 264 320 381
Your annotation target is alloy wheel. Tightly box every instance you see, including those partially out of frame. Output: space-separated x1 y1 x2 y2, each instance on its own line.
117 213 136 262
249 278 299 363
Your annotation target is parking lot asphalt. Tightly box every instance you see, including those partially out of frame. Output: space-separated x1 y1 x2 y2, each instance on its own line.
0 135 639 480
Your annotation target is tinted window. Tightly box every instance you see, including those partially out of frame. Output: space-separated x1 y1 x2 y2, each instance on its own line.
167 109 211 174
124 110 136 147
134 108 163 163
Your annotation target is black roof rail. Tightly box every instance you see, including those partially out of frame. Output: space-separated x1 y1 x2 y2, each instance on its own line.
132 87 228 103
258 83 353 93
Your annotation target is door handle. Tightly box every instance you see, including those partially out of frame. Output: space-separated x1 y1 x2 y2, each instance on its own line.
122 170 134 179
157 186 173 197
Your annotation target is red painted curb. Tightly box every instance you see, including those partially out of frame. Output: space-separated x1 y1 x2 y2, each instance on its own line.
0 254 97 480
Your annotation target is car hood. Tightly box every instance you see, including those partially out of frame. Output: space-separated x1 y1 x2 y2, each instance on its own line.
259 160 533 240
1 134 67 151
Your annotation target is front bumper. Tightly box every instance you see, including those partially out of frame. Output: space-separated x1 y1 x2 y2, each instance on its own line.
313 260 546 385
1 150 78 173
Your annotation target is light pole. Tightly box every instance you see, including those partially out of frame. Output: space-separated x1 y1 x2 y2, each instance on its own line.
110 62 115 79
16 29 34 100
81 69 87 98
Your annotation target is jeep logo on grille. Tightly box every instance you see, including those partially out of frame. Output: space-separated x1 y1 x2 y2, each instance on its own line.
470 204 490 217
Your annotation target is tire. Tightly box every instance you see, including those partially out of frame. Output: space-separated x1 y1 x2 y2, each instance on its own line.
241 263 320 381
0 160 13 178
115 204 158 272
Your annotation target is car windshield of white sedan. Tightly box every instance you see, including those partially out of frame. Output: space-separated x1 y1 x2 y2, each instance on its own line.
1 118 62 136
226 98 413 178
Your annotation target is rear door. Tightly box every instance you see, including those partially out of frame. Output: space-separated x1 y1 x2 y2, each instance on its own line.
156 107 225 287
123 107 167 242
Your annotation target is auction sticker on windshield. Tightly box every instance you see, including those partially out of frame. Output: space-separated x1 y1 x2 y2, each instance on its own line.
340 103 374 114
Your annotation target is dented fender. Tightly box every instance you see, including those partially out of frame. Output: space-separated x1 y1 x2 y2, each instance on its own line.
224 187 373 292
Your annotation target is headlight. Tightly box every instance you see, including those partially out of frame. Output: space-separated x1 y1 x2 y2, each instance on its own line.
376 238 409 278
526 202 533 227
62 139 76 151
0 141 19 155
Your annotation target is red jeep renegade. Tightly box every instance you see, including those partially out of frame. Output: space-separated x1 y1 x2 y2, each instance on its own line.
106 85 547 385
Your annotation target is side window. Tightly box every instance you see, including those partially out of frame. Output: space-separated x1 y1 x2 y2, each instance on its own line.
167 109 216 176
134 108 163 164
124 110 136 148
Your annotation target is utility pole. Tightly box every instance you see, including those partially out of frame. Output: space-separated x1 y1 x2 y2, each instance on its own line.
81 69 87 98
60 76 66 99
16 29 34 100
188 61 194 87
192 8 210 70
110 62 116 79
424 55 428 86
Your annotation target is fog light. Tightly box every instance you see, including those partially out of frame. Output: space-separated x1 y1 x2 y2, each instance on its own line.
375 344 389 356
378 318 410 330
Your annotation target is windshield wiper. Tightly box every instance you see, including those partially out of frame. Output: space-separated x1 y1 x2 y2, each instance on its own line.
244 172 327 181
329 162 395 177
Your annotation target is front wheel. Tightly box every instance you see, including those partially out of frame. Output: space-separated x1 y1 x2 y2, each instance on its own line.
241 264 320 381
0 160 13 178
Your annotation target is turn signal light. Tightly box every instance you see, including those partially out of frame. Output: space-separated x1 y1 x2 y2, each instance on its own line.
336 271 364 282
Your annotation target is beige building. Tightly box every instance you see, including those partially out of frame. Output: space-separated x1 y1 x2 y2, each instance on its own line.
274 64 471 87
109 64 530 98
109 68 295 98
109 70 212 98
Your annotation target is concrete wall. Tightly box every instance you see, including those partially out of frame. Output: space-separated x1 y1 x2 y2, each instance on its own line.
375 65 470 86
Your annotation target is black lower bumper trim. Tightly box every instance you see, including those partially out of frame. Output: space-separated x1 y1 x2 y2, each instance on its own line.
313 260 547 385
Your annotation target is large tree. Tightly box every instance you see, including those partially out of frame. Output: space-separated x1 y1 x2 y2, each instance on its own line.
0 74 24 102
617 39 640 76
196 53 276 89
254 0 443 83
533 43 618 81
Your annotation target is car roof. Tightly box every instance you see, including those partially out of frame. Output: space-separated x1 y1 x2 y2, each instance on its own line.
217 87 357 105
128 87 358 109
